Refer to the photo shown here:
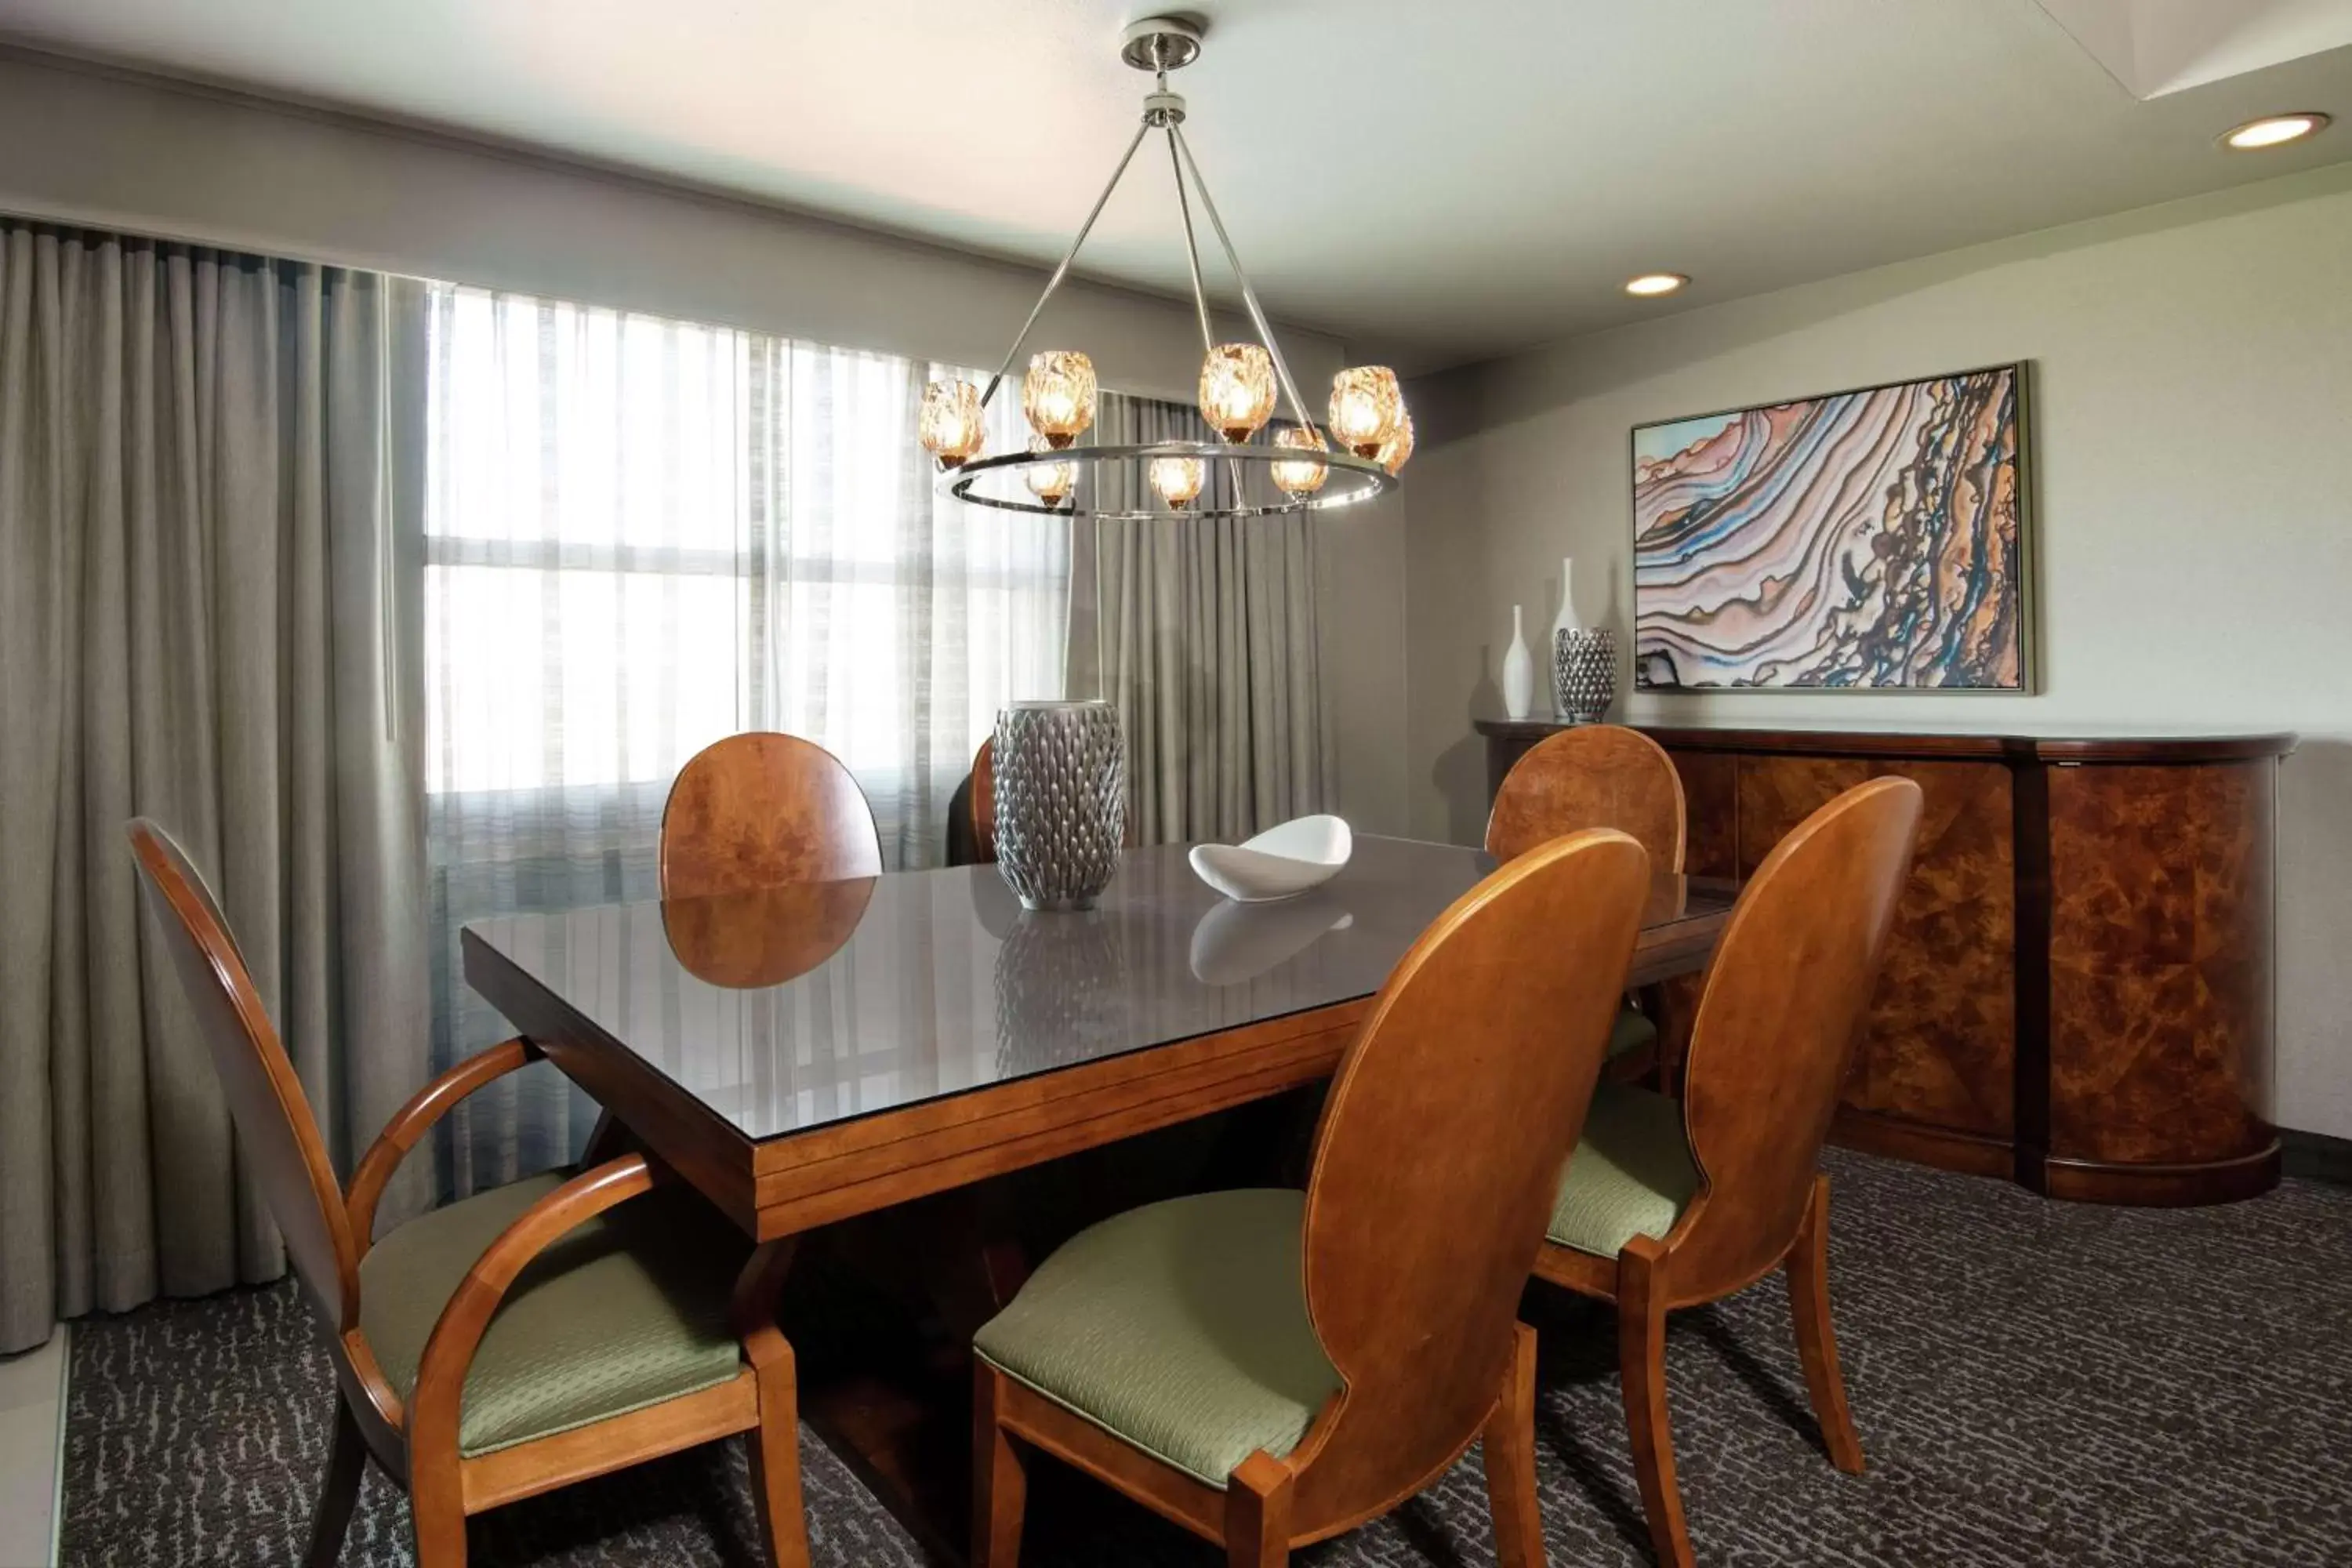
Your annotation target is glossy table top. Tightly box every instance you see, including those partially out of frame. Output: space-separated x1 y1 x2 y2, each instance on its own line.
465 835 1733 1145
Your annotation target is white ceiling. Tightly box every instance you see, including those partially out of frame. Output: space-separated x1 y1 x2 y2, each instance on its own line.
2038 0 2352 96
2 0 2348 371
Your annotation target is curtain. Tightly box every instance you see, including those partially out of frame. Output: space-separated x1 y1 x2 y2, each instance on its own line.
0 221 429 1353
1074 392 1331 844
419 285 1066 1185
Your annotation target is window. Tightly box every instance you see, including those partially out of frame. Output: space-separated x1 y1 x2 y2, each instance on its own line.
420 284 1066 1130
423 286 1063 808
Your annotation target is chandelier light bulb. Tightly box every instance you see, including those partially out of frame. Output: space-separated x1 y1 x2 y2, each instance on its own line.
917 379 987 469
1328 367 1404 457
1024 437 1076 506
1375 408 1415 476
1198 343 1278 442
1269 426 1330 496
1149 453 1207 509
1022 350 1098 448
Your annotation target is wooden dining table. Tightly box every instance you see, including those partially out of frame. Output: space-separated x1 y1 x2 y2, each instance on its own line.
461 833 1737 1559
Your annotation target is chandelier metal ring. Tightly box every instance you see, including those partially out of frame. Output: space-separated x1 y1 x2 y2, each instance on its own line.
946 440 1398 522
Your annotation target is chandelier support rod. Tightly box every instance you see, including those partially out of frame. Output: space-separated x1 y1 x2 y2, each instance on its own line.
978 118 1154 410
1169 124 1327 443
1164 125 1247 510
1165 129 1216 356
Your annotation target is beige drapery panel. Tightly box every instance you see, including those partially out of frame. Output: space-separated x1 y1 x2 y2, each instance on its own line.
0 220 430 1352
1069 392 1331 844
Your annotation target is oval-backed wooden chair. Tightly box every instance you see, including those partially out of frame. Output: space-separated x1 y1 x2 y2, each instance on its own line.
946 737 1000 866
1531 777 1923 1568
126 819 809 1568
970 828 1657 1567
659 731 882 900
1486 724 1688 1067
1485 724 1686 872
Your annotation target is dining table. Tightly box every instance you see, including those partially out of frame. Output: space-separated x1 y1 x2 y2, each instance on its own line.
461 833 1737 1559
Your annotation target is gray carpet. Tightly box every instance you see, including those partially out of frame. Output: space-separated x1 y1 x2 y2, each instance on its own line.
58 1148 2352 1566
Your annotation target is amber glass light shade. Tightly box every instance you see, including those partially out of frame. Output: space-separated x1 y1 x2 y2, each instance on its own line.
1022 350 1097 448
1149 453 1207 509
1024 436 1076 506
1198 343 1277 442
1375 408 1415 475
1328 366 1403 457
918 379 987 468
1270 426 1330 496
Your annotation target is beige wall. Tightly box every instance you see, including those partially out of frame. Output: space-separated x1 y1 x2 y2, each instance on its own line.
1406 162 2352 1138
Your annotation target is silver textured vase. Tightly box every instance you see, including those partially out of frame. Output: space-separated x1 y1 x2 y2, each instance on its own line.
1553 628 1618 724
993 699 1127 911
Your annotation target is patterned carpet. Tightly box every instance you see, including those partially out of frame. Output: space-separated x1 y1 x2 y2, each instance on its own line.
57 1148 2352 1567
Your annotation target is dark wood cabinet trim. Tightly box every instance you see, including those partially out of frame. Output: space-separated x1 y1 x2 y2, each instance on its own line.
1472 718 2295 767
2009 758 2053 1192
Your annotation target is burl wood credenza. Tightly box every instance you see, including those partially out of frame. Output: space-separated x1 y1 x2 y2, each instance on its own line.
1475 720 2296 1206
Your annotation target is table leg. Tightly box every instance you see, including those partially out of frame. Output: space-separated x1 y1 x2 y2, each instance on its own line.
579 1105 641 1164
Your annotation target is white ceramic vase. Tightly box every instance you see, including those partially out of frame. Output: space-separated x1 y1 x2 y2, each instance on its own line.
1501 605 1535 720
1550 556 1584 717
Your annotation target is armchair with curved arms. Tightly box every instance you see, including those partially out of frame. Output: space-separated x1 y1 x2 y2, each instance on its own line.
128 818 808 1568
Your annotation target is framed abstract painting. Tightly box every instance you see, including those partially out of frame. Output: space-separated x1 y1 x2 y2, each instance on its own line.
1632 363 2032 691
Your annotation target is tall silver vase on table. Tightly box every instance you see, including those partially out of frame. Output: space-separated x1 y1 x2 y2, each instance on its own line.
993 699 1127 912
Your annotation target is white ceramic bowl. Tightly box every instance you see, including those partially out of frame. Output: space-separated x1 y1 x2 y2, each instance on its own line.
1188 815 1352 903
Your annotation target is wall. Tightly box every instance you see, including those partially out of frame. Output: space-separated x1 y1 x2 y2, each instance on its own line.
1406 161 2352 1137
0 45 1419 833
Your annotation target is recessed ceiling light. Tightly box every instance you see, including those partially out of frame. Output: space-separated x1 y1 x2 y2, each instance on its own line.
2221 112 2331 151
1625 273 1689 298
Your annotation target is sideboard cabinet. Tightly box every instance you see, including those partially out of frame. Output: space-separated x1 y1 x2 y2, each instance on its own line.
1474 722 2294 1206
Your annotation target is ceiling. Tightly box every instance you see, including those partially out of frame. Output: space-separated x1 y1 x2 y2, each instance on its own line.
2 0 2349 371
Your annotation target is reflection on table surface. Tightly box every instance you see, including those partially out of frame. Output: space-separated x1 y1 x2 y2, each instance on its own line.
465 836 1733 1144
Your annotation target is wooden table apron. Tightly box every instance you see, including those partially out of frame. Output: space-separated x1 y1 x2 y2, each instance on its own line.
459 902 1728 1249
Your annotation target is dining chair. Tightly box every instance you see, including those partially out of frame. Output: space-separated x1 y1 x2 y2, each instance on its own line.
970 736 999 862
1484 725 1686 871
1530 776 1923 1568
970 826 1657 1568
1485 724 1688 1065
659 731 883 900
127 819 809 1568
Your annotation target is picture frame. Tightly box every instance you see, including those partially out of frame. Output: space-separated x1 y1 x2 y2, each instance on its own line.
1631 362 2034 692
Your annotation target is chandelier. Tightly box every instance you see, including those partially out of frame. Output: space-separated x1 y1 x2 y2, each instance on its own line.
916 16 1410 521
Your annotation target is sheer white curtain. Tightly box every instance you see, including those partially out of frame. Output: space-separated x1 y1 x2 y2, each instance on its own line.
421 284 1062 1186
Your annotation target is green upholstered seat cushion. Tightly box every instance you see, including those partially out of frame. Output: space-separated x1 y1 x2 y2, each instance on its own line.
973 1188 1341 1490
1608 1003 1658 1061
1547 1083 1703 1259
360 1170 748 1457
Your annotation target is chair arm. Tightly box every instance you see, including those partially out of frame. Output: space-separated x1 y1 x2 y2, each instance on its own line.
347 1036 543 1254
407 1153 668 1456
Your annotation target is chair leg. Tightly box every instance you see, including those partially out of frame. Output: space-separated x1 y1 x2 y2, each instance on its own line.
972 1360 1029 1568
408 1467 467 1568
1785 1173 1865 1475
1225 1451 1294 1568
1617 1240 1693 1568
745 1325 811 1568
303 1396 367 1568
1482 1322 1548 1568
